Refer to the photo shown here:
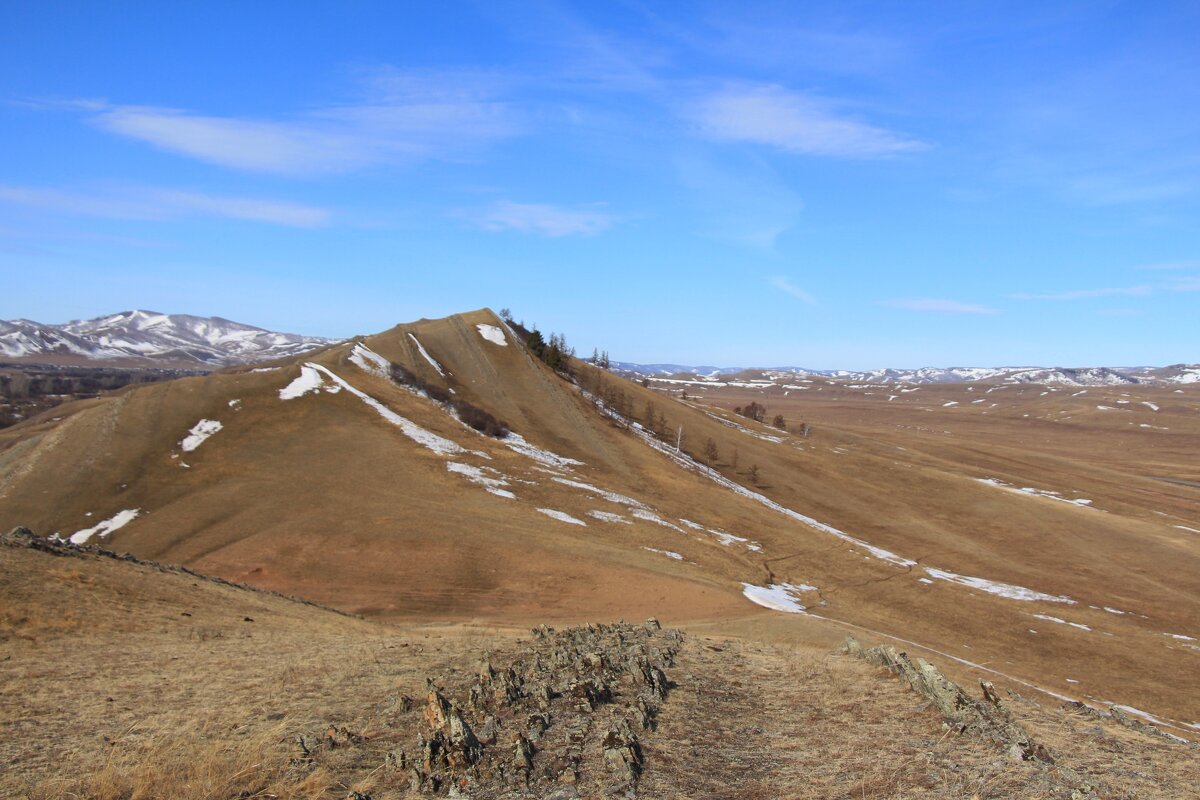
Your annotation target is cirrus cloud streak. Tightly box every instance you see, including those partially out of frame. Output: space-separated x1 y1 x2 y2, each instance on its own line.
471 201 614 237
0 183 330 227
688 84 926 158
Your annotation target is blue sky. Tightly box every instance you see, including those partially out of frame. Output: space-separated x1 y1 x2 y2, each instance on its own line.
1 1 1198 368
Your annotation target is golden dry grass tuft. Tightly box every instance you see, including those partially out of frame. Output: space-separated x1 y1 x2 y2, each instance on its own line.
26 723 333 800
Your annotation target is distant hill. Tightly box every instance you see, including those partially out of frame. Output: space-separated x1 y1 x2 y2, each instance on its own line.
614 361 1200 386
0 310 335 367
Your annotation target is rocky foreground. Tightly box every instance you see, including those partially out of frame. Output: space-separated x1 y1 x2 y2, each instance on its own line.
4 532 1200 799
305 621 678 798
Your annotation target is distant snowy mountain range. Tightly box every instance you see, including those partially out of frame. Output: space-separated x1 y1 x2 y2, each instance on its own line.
0 310 335 366
612 361 1200 387
2 310 1195 385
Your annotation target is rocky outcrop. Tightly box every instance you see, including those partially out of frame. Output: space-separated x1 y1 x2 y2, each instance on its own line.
844 637 1054 763
843 636 1198 800
398 621 680 797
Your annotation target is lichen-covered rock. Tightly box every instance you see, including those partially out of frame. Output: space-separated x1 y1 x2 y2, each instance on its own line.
394 622 679 796
848 637 1054 765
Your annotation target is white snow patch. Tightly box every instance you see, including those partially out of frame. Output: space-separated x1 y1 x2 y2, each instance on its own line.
551 477 645 508
477 324 507 346
1174 525 1200 534
447 462 513 497
307 363 465 456
536 508 587 526
407 333 447 376
976 478 1094 508
943 401 959 407
180 419 222 452
1031 613 1092 631
587 510 631 524
918 577 934 584
644 547 683 561
349 343 391 378
1141 401 1159 411
702 411 785 443
630 509 685 532
70 509 140 545
1103 607 1127 615
504 432 583 469
1166 633 1196 641
228 398 241 408
741 583 817 614
678 518 760 550
279 365 328 399
925 568 1075 604
709 528 757 549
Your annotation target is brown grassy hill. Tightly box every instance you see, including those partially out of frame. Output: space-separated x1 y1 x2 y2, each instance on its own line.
1 308 1198 742
4 534 1197 799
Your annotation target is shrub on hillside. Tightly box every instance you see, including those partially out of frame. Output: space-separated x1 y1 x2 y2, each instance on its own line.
454 402 510 438
735 402 767 423
388 362 509 438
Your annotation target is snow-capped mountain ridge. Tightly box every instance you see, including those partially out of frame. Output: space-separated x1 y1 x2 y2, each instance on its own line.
614 362 1198 386
0 310 335 366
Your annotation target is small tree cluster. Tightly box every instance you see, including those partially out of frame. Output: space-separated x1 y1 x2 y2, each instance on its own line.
522 327 574 375
584 371 635 419
772 414 786 430
735 402 767 423
389 362 510 438
590 348 611 369
643 400 668 437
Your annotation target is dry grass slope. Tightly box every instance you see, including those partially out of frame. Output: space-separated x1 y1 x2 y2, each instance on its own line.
4 536 1199 798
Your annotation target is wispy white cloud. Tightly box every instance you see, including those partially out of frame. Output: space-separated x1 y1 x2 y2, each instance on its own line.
0 184 330 227
1008 285 1152 300
688 84 925 157
768 276 815 304
472 201 613 237
74 71 518 176
880 298 998 315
